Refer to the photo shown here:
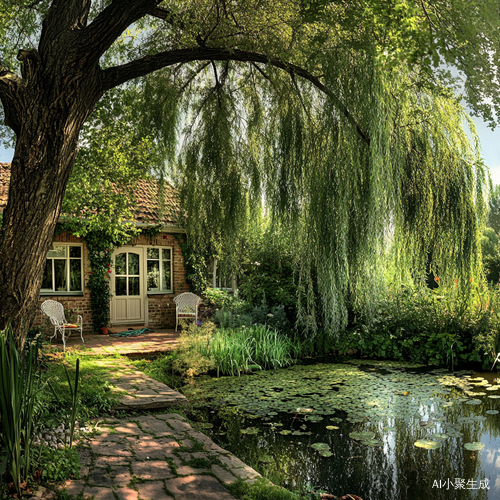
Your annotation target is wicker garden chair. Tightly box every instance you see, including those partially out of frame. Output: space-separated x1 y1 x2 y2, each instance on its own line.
41 299 84 351
173 292 202 331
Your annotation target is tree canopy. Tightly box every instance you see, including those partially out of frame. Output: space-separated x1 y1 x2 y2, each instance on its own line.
0 1 498 345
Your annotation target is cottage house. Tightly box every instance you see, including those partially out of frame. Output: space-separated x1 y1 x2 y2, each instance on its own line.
0 162 190 332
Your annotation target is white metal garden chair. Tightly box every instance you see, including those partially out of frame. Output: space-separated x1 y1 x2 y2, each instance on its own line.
173 292 202 331
40 299 84 351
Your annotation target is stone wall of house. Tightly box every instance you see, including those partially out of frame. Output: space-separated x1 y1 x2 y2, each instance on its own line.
34 231 190 334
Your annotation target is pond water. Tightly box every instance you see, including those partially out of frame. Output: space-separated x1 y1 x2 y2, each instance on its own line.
183 359 500 500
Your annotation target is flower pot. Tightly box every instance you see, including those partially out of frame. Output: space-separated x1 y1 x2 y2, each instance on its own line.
100 327 109 335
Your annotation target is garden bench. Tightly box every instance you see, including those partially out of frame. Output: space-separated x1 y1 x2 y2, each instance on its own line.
41 299 84 351
173 292 202 331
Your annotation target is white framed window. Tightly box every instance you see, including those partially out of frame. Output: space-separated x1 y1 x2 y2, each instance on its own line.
41 244 83 294
146 247 172 293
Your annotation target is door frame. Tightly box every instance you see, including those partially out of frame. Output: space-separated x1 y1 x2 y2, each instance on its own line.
110 247 148 326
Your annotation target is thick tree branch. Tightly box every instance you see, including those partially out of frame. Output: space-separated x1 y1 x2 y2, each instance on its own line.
82 0 162 65
0 67 26 136
102 47 370 145
40 0 92 55
148 5 184 28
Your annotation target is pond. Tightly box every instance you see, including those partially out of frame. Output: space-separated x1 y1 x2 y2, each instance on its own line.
182 359 500 500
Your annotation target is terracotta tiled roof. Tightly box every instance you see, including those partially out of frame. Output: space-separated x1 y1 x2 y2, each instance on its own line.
0 163 181 226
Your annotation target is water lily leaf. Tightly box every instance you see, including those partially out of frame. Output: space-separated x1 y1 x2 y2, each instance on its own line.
464 442 485 451
319 450 333 457
486 410 499 415
326 426 339 430
431 433 449 440
350 431 375 441
466 399 482 405
240 427 259 435
279 430 292 435
414 440 441 449
311 442 330 451
304 415 323 422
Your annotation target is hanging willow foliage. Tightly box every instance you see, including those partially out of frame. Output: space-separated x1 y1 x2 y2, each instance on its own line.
138 46 487 339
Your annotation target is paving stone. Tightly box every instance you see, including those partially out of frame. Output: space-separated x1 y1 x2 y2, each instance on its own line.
186 430 226 453
191 452 209 459
91 440 132 456
83 486 116 500
113 465 133 485
178 439 194 449
157 413 185 420
132 460 174 479
162 418 192 432
88 468 114 487
94 456 131 467
114 487 139 500
136 481 173 500
60 479 85 496
129 436 180 459
114 422 147 436
134 416 174 435
230 465 262 481
164 475 236 500
211 465 237 484
218 454 248 469
79 449 92 465
176 465 210 475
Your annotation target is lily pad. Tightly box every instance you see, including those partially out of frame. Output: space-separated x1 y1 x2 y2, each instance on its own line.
279 430 292 435
240 427 259 435
326 425 339 430
486 410 499 415
414 440 441 449
431 433 449 440
319 450 334 457
465 399 482 405
311 442 330 451
349 431 376 441
464 442 485 451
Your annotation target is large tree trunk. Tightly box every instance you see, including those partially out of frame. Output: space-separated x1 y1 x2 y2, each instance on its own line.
0 54 102 349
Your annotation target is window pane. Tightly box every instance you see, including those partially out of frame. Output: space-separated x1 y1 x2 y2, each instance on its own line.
54 260 67 291
129 277 140 296
69 259 82 292
47 246 66 258
147 248 159 259
115 253 126 275
162 248 171 260
161 264 171 291
41 260 53 289
115 277 127 296
69 246 81 258
147 261 160 291
128 253 139 275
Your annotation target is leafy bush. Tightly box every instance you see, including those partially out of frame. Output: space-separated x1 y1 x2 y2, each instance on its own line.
170 323 298 377
338 282 500 369
34 446 80 482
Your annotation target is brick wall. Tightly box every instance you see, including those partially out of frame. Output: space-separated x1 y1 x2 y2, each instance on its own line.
34 231 190 334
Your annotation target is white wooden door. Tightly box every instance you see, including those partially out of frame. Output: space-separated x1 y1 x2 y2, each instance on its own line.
111 248 145 324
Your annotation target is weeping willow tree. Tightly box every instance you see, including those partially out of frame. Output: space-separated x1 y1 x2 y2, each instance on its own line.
0 0 497 346
138 51 487 338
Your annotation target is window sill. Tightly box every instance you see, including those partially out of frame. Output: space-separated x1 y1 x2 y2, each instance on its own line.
147 291 173 295
40 291 84 296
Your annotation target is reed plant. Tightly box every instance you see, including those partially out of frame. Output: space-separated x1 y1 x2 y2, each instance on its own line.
0 321 40 496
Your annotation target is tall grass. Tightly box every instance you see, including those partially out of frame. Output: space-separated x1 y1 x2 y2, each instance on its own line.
177 323 298 377
0 322 40 496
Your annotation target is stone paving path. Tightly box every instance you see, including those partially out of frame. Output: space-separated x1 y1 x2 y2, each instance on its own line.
51 413 261 500
46 329 180 356
91 360 188 411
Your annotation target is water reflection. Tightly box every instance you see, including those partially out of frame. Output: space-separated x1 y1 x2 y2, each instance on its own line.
187 362 500 499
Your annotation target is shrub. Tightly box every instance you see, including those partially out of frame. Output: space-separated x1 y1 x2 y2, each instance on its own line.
338 282 500 369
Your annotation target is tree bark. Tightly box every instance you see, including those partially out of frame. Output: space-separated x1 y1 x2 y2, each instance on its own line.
0 52 103 349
